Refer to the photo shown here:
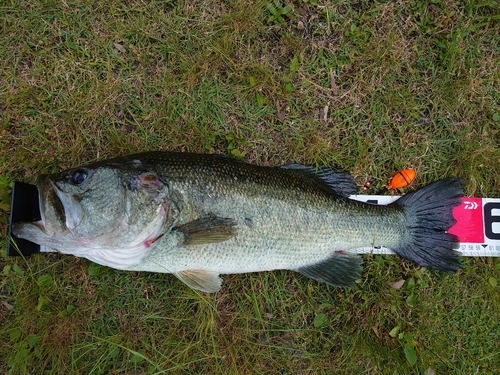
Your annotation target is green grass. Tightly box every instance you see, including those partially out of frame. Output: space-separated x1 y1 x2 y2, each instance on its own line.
1 0 500 373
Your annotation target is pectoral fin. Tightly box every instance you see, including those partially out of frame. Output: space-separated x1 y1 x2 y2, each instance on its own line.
296 251 363 287
175 270 222 293
174 216 237 245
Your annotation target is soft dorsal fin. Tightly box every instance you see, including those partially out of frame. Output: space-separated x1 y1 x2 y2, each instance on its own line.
175 270 222 293
174 216 237 245
295 251 363 287
279 164 357 197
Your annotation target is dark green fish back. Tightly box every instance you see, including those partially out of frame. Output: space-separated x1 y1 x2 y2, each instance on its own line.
101 151 357 202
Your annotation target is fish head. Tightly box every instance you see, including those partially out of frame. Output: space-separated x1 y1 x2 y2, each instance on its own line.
12 159 176 268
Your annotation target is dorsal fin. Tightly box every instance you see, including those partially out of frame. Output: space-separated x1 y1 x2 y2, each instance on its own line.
279 164 357 197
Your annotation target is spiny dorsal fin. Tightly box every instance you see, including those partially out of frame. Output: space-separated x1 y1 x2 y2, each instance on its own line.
174 216 237 245
175 270 222 293
279 164 357 197
296 251 363 287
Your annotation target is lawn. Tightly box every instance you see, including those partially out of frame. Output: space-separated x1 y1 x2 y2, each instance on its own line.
1 0 499 374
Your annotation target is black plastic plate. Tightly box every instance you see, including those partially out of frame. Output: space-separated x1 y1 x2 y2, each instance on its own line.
7 181 41 256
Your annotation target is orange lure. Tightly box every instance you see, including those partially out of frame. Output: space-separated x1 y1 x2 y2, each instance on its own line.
387 169 416 190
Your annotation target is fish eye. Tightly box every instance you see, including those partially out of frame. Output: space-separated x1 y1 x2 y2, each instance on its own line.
71 169 88 185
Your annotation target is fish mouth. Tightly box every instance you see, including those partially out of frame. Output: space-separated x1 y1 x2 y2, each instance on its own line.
37 175 82 235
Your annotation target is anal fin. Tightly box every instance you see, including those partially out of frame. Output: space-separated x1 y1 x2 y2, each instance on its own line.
174 216 237 245
296 251 363 287
175 270 222 293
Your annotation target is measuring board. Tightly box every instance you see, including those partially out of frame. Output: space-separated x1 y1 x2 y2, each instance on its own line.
7 181 500 257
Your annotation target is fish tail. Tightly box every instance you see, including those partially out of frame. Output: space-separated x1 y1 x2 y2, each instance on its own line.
393 177 464 272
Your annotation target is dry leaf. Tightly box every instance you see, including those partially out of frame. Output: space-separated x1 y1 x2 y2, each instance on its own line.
389 279 405 289
2 301 14 311
320 105 329 122
276 101 286 121
113 43 126 53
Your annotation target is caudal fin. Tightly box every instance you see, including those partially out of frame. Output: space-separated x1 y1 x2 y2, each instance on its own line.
393 178 464 272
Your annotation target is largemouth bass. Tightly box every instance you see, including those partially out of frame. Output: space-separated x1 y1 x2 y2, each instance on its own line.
12 152 463 292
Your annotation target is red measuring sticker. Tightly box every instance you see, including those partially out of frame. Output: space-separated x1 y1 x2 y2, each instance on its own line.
448 198 484 243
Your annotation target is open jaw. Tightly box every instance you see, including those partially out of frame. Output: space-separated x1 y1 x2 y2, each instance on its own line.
11 177 76 247
38 176 84 235
36 175 69 236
